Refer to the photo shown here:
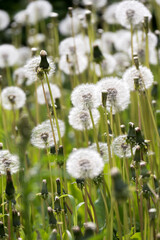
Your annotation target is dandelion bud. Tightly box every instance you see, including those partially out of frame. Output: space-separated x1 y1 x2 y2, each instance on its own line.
0 143 3 150
41 179 48 199
134 145 141 163
5 170 15 201
50 146 56 154
12 210 20 228
93 45 104 64
84 222 96 239
149 208 157 222
50 12 58 19
135 127 144 145
72 226 83 240
140 161 150 178
151 82 158 99
56 178 61 196
49 229 57 240
102 91 107 108
39 50 49 70
156 233 160 239
97 28 103 37
31 47 38 57
152 100 157 109
130 164 136 181
54 196 61 213
85 10 91 22
0 221 5 238
143 16 149 34
133 55 139 70
48 207 57 226
142 183 151 199
111 167 129 201
120 124 126 134
68 7 73 17
127 122 136 144
76 178 85 189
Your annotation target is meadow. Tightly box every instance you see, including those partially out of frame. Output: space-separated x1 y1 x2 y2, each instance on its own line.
0 0 160 239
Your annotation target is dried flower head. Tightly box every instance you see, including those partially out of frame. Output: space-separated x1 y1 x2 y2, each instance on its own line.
123 65 154 91
66 148 104 179
1 86 26 110
71 83 100 110
0 44 18 68
115 0 152 29
0 10 10 30
37 83 61 105
31 119 65 149
97 77 130 113
68 107 100 131
0 150 20 175
112 134 136 158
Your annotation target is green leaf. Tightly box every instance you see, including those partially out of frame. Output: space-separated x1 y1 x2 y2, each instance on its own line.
130 232 141 239
76 201 85 211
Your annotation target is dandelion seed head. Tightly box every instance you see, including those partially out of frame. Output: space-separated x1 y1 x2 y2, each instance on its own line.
28 33 46 46
115 0 152 29
13 67 30 85
123 65 154 91
68 107 100 130
26 0 52 24
114 30 131 53
17 47 32 66
82 0 107 9
0 44 18 68
59 54 88 75
97 77 130 113
71 84 100 110
14 10 28 25
31 119 65 149
101 32 117 53
37 83 61 105
0 10 10 30
103 3 119 24
112 135 136 158
95 54 116 77
66 148 104 179
89 142 111 162
0 150 20 175
113 53 130 76
1 86 26 110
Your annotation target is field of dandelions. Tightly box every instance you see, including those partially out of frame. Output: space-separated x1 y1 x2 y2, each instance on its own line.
0 0 160 239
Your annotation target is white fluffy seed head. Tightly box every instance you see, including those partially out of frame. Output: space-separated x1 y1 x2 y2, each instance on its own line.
26 0 53 24
24 56 55 85
28 33 46 46
123 65 154 91
16 47 32 66
82 0 107 9
97 77 130 114
0 10 10 30
71 83 100 110
103 3 119 24
31 119 65 149
0 150 20 175
1 86 26 110
94 54 116 77
37 83 61 105
13 67 30 85
66 148 104 179
68 107 100 131
14 10 28 25
112 134 136 158
59 54 88 75
89 142 111 163
0 44 18 68
115 0 152 29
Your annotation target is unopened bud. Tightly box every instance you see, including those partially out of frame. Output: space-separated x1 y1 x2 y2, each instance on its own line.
135 127 144 145
143 16 149 34
54 196 61 213
56 178 61 196
31 47 38 57
120 124 126 134
41 179 48 199
49 229 57 240
39 50 49 70
5 170 15 201
48 207 57 226
85 10 91 22
133 55 139 69
84 222 96 239
149 208 156 222
12 210 20 228
93 45 104 63
68 7 73 17
76 178 85 189
72 226 83 240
